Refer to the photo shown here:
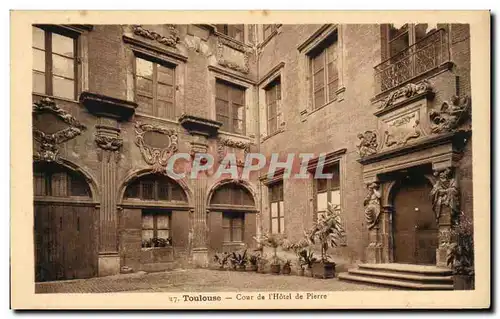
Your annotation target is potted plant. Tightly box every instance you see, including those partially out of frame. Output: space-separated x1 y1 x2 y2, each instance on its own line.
260 233 285 275
299 248 317 277
282 260 292 275
248 253 260 271
257 254 269 273
230 249 248 271
447 212 474 290
306 203 345 279
282 238 315 277
213 252 230 270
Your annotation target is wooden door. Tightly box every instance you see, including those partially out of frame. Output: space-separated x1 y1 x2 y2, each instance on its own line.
393 175 437 265
34 202 98 282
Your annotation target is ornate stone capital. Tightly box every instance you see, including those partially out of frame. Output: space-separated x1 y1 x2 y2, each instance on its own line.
430 167 460 223
217 137 251 167
135 122 178 173
364 182 381 230
132 24 180 48
32 98 86 162
429 95 471 134
94 125 123 163
356 131 378 158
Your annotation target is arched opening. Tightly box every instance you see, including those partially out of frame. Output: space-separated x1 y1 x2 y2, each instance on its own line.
392 172 438 265
120 173 189 272
208 181 257 253
33 162 97 282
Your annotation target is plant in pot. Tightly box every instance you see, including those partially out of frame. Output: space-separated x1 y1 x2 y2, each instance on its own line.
260 232 285 275
282 260 292 275
230 249 248 271
306 202 345 279
248 253 260 271
283 238 315 277
446 212 474 290
213 252 230 270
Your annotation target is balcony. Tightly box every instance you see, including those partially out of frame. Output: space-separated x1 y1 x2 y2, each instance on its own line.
374 29 450 95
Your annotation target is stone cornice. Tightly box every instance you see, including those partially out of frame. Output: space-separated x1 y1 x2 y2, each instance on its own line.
307 148 347 171
179 114 223 137
79 91 137 120
297 24 336 53
123 35 188 63
258 61 285 86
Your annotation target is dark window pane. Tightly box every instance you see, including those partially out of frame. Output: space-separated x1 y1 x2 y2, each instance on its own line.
125 180 140 198
52 33 74 58
313 51 325 72
216 82 229 100
52 76 75 100
313 69 325 89
389 33 409 57
317 178 328 193
388 24 409 40
142 181 155 200
314 88 325 108
70 173 90 197
33 172 46 196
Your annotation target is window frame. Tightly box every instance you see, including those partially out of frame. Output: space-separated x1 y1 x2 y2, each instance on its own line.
32 25 79 101
125 176 186 202
265 77 281 136
314 163 340 221
141 210 172 248
33 165 91 198
215 79 246 135
133 55 176 119
382 23 439 61
310 37 339 110
216 24 245 43
268 181 285 234
222 211 245 243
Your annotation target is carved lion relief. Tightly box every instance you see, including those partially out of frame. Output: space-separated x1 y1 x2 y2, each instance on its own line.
135 122 178 173
32 98 86 162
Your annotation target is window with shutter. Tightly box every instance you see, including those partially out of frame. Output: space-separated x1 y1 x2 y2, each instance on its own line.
314 163 340 221
310 36 339 109
269 181 285 234
215 80 246 134
265 78 281 135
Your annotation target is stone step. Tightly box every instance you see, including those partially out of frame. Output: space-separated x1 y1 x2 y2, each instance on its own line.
338 273 454 290
359 263 453 276
347 268 453 284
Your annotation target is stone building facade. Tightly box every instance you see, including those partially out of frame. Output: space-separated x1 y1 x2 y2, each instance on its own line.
32 23 472 281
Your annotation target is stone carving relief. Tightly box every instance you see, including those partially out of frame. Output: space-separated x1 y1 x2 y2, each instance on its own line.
32 98 86 162
135 122 178 173
132 24 180 48
216 37 250 74
364 182 382 230
217 137 251 167
95 125 123 163
430 167 460 222
383 111 422 148
429 95 471 134
356 131 378 158
378 80 432 110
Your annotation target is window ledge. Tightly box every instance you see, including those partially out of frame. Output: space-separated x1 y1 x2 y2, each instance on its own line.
300 86 345 122
141 246 173 251
258 25 282 49
33 92 79 105
218 130 252 141
261 127 285 142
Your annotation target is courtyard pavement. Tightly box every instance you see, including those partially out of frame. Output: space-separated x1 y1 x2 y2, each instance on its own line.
35 269 390 293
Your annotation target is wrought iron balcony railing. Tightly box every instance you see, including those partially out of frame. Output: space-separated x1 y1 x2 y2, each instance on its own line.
374 29 450 95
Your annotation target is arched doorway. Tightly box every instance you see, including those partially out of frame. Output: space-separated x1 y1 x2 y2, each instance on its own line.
392 173 438 265
119 173 189 272
33 162 98 282
207 181 257 253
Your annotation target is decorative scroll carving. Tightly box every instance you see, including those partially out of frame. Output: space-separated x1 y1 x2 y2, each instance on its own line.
217 137 251 167
430 167 460 222
95 125 123 163
429 95 471 134
356 131 378 158
132 25 180 48
216 38 250 74
379 80 432 110
32 98 86 162
364 182 381 230
383 112 422 147
135 122 178 173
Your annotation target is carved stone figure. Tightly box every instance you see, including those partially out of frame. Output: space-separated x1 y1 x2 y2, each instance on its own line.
429 95 471 133
364 182 381 230
356 131 378 158
379 80 432 110
430 168 460 222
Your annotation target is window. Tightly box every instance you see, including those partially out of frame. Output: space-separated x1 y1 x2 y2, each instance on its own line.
269 182 284 234
125 175 187 202
211 183 254 206
310 36 339 109
134 56 176 119
385 23 438 59
215 80 246 135
215 24 244 42
32 26 78 100
265 77 281 135
223 212 244 242
315 163 340 221
141 211 172 248
33 163 91 198
263 24 278 40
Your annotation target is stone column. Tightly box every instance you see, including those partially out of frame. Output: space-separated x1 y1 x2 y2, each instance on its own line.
365 226 382 263
95 120 123 276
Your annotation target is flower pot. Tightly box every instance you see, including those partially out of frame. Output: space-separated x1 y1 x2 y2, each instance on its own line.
237 265 246 271
312 261 336 279
304 267 313 277
270 264 281 274
282 265 291 275
248 264 258 272
298 268 305 276
454 275 475 290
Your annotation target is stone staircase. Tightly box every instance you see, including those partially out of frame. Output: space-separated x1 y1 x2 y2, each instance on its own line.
338 263 454 290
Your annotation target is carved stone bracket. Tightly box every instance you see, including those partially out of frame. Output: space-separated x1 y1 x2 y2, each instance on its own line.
135 122 178 173
216 38 250 74
430 167 460 223
356 131 379 158
364 182 382 230
217 137 251 167
33 98 86 162
132 24 180 48
95 125 123 163
378 80 433 112
429 95 471 134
